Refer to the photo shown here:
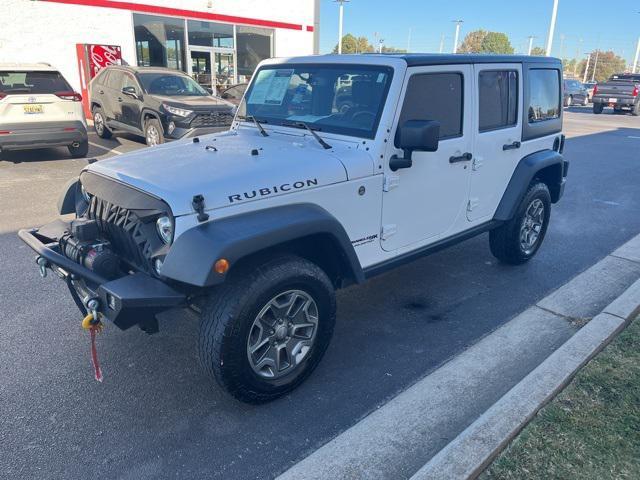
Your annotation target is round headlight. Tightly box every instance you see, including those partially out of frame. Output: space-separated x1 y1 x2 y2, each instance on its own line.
156 216 173 245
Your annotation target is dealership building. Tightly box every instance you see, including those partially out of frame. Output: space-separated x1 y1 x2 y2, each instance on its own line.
1 0 320 94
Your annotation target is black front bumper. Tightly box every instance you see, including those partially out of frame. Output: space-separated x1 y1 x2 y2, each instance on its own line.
19 220 186 331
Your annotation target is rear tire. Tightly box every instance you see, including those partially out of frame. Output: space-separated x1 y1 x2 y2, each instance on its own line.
582 95 589 106
564 95 572 107
92 107 112 139
198 255 336 404
593 103 604 114
68 140 89 159
489 182 551 265
632 103 640 117
144 118 164 146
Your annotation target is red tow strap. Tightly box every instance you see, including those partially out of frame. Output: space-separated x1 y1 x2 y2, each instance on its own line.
89 327 103 382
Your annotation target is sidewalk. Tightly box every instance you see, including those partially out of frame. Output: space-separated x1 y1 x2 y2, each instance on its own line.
277 233 640 480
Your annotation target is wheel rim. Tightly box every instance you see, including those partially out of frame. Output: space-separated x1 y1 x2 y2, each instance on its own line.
146 125 160 146
247 289 319 379
520 199 545 255
94 112 104 135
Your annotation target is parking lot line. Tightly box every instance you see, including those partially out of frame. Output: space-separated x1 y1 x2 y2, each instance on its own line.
88 141 123 155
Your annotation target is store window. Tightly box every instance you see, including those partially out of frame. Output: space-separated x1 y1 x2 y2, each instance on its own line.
187 20 233 48
133 14 186 71
236 26 273 82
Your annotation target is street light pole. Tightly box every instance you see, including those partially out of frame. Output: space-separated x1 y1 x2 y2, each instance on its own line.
527 36 535 55
582 53 591 83
452 20 463 53
633 37 640 74
545 0 559 56
591 49 600 82
439 33 445 53
335 0 349 54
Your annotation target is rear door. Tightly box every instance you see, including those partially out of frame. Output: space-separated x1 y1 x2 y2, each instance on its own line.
0 70 77 124
467 63 522 222
103 69 124 122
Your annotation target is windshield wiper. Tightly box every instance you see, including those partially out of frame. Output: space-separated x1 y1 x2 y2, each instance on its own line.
285 121 332 150
247 115 269 137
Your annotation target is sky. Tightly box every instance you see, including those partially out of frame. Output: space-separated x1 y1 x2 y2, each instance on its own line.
318 0 640 65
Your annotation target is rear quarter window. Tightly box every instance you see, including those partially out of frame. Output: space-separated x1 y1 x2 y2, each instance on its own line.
0 70 72 94
528 69 560 123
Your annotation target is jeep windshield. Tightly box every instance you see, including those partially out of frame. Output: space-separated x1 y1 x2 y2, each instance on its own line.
237 64 393 139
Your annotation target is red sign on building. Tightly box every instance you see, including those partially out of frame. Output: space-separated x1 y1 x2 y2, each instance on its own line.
76 43 122 117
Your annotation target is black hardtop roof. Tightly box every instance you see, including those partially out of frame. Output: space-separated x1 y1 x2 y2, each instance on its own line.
370 53 562 66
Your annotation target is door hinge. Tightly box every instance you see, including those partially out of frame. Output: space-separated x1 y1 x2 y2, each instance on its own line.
383 174 400 192
472 156 483 171
381 224 397 240
467 198 480 212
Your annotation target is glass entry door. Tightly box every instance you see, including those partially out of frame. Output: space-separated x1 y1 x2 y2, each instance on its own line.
189 48 235 95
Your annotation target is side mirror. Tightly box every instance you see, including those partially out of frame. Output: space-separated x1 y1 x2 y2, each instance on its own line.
122 86 139 99
390 120 440 171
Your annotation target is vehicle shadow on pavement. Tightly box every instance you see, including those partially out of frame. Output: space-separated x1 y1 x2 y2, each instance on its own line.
3 126 640 479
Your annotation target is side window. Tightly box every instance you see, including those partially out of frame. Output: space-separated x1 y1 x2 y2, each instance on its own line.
528 69 560 123
479 70 518 132
94 69 108 85
397 72 463 141
122 74 138 91
106 70 123 90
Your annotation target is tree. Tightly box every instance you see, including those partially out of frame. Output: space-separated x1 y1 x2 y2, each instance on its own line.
530 46 546 56
381 45 407 53
480 32 514 54
333 34 374 54
576 50 626 83
458 30 514 54
458 30 487 53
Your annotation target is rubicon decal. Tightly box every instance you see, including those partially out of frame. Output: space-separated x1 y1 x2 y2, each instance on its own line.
351 233 378 247
228 179 319 203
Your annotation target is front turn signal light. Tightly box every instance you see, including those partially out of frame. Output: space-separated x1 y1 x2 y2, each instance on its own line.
214 258 229 274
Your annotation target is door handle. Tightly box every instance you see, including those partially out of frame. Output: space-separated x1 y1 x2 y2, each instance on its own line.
502 141 521 151
117 97 123 102
98 90 104 95
449 152 472 163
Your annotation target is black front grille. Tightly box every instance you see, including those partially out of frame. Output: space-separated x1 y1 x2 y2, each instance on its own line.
190 112 234 128
87 197 154 272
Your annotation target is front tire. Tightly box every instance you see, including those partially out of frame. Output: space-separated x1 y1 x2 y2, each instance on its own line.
198 255 336 404
593 103 604 114
92 107 112 139
582 95 589 106
489 182 551 265
68 140 89 158
144 118 164 146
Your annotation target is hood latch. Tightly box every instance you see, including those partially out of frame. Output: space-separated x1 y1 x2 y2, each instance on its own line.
192 194 209 222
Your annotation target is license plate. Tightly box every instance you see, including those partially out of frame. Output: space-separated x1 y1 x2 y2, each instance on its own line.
23 104 44 114
608 98 617 103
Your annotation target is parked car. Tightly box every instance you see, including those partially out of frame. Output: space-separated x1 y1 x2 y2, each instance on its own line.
591 73 640 115
20 54 568 403
89 66 235 146
563 79 588 106
219 83 247 106
0 63 88 158
582 81 597 102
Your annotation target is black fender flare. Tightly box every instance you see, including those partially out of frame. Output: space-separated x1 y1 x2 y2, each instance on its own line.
494 149 566 221
161 203 365 287
140 109 163 131
57 178 82 215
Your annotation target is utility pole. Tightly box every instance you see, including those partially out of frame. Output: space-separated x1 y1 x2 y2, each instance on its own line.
545 0 559 56
407 27 412 53
559 33 566 59
452 20 463 53
335 0 349 54
633 37 640 73
527 36 536 55
439 33 445 53
591 49 600 82
378 38 384 53
582 52 591 83
313 0 320 54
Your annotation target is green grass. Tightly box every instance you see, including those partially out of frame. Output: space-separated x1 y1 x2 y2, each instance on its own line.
481 317 640 480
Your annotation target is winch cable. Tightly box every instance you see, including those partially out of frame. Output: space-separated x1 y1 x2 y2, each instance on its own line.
81 313 104 382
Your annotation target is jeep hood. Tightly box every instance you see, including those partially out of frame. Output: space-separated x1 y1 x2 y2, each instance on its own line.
87 129 373 216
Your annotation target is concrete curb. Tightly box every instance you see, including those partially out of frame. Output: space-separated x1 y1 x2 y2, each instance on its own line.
410 278 640 480
277 233 640 480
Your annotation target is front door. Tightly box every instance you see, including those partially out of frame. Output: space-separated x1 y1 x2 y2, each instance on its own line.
120 72 143 131
467 64 522 222
189 49 214 92
381 65 474 251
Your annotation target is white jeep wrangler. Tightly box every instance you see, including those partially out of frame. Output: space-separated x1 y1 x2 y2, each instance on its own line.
20 54 567 403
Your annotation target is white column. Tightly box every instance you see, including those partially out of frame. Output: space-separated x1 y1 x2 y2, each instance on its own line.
452 21 463 54
545 0 559 56
527 36 534 55
633 37 640 74
582 53 591 83
313 0 320 55
338 2 344 54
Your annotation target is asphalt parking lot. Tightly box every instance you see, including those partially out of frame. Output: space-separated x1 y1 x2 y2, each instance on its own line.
2 108 640 479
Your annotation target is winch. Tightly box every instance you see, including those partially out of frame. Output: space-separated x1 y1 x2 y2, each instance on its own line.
59 218 120 280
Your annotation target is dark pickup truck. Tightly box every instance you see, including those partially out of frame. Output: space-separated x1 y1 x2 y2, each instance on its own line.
592 73 640 115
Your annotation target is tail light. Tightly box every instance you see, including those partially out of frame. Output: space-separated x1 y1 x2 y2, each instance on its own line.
633 86 639 97
0 92 7 100
592 85 598 96
55 91 82 101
